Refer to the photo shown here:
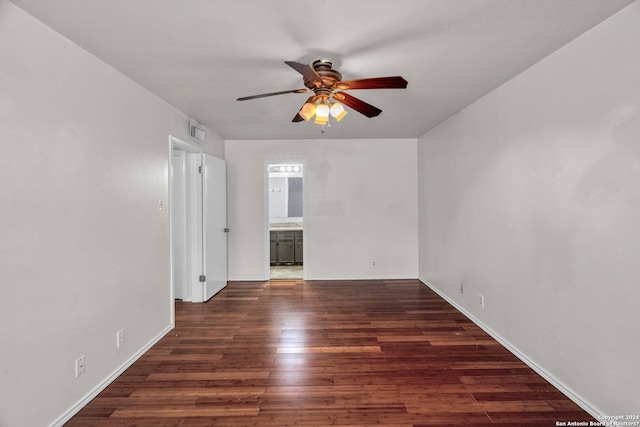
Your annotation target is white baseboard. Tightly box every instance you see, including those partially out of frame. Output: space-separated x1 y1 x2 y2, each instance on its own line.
49 325 174 427
418 277 602 420
228 275 418 282
304 275 418 281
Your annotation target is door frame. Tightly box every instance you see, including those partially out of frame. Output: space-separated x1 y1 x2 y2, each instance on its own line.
169 135 202 320
264 159 307 280
171 149 187 301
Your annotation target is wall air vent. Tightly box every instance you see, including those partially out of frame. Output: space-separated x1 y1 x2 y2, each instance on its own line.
189 120 205 144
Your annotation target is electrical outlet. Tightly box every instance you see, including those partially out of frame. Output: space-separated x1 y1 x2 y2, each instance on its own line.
479 294 485 308
117 328 125 348
75 355 85 378
460 283 464 295
372 260 376 267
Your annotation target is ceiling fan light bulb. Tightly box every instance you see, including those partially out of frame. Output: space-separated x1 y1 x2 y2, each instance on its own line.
315 103 330 119
299 102 316 121
330 102 347 121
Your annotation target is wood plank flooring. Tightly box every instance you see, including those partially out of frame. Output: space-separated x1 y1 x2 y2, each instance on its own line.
67 279 595 426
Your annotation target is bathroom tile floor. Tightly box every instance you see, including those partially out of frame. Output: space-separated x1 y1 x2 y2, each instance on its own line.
270 264 303 279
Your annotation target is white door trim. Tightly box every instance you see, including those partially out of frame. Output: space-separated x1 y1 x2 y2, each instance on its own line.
171 150 187 301
169 135 202 314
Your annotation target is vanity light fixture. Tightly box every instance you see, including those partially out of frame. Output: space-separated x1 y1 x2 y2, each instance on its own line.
268 165 304 174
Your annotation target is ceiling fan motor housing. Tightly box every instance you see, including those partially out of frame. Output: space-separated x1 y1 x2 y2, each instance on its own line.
306 59 342 95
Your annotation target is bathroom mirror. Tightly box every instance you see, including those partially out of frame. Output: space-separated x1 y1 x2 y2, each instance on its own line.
268 164 303 221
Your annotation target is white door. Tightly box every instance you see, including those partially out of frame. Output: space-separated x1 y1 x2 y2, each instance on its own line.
201 153 227 301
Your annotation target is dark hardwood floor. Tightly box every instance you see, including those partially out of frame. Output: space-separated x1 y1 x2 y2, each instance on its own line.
67 279 594 426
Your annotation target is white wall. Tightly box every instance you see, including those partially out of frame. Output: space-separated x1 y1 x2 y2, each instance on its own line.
0 1 223 425
226 139 418 281
418 2 640 416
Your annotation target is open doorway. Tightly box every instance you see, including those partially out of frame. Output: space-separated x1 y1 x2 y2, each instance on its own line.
267 163 304 280
169 136 228 311
170 136 202 308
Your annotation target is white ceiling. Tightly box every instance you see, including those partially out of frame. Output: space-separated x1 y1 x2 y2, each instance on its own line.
10 0 634 140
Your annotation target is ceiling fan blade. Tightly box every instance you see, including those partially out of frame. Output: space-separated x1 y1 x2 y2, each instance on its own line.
237 88 308 101
285 61 322 87
292 96 316 122
332 92 382 118
339 76 408 90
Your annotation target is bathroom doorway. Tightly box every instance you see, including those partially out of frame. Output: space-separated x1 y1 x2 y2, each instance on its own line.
267 162 304 280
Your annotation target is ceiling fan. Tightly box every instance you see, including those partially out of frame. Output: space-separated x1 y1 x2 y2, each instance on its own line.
237 59 408 126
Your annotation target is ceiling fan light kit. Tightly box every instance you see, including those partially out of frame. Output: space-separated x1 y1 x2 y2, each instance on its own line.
299 102 316 121
237 59 407 131
330 102 347 121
